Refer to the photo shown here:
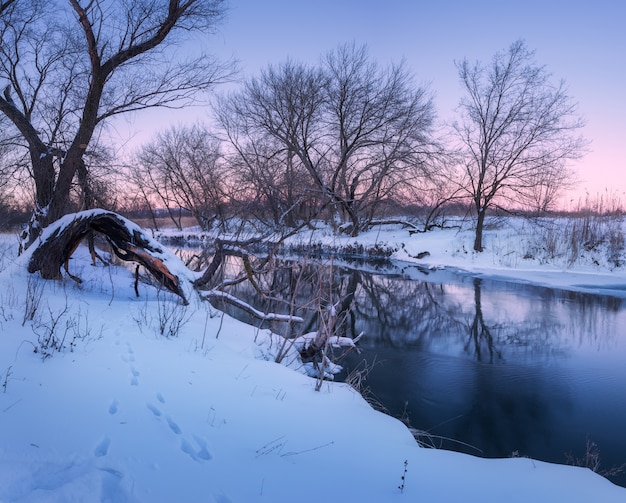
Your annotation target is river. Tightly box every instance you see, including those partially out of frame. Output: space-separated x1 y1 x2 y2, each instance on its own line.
177 249 626 487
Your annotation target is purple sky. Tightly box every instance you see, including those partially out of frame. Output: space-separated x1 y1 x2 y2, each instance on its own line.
124 0 625 205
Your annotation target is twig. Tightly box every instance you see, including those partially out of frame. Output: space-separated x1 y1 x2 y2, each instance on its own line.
280 440 335 457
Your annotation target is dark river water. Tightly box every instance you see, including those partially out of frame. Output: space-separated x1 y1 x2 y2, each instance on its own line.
180 249 626 487
338 266 626 488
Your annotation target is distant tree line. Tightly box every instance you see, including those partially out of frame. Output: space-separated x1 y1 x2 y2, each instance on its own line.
0 0 588 252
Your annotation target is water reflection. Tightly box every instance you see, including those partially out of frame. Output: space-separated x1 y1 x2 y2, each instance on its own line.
172 248 626 486
345 267 626 487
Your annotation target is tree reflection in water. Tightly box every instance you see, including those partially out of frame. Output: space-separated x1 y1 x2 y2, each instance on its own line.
343 266 626 487
467 278 501 362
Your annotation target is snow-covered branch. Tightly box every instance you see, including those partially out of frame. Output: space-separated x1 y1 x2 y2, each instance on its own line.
203 290 304 324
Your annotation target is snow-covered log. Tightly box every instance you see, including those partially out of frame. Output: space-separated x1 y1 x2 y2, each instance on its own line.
27 209 194 303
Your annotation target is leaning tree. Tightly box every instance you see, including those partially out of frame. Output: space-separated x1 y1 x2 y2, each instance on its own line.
453 40 587 252
0 0 233 259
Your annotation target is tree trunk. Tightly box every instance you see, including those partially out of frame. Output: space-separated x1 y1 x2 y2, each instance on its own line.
348 208 360 237
21 151 57 249
474 208 486 252
19 139 86 249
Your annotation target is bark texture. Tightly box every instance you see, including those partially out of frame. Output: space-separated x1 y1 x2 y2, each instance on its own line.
27 210 188 302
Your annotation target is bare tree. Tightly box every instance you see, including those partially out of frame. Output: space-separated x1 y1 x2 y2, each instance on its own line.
217 106 321 228
217 44 437 236
131 123 230 231
454 40 587 251
228 141 319 228
323 44 437 235
216 59 325 229
0 0 233 259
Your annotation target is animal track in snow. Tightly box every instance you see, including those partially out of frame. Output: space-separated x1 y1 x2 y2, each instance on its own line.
123 344 139 384
193 436 212 460
123 344 136 362
98 467 125 502
147 403 162 417
129 365 139 386
166 416 181 435
94 436 111 457
181 436 212 462
108 400 118 415
156 392 165 404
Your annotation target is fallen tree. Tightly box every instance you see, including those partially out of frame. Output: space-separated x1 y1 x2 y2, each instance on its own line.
27 210 192 302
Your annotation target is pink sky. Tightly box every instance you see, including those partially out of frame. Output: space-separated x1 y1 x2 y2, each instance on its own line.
118 0 625 206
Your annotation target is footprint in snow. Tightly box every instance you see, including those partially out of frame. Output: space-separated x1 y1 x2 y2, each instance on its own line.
98 467 126 502
147 403 162 417
166 416 182 435
181 436 212 462
108 400 118 415
156 392 165 404
121 351 135 363
129 365 140 386
123 344 135 362
193 436 212 460
94 436 111 457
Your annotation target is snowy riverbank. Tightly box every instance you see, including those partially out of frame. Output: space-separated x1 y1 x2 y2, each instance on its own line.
285 216 626 298
1 217 625 502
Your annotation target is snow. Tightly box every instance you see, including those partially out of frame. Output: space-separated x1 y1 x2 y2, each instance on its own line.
1 216 626 503
282 216 626 298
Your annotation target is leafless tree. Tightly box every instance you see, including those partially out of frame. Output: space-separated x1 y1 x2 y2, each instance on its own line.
216 44 437 236
323 44 437 235
403 157 466 231
0 0 233 259
131 123 230 231
227 141 319 228
217 106 321 228
215 59 325 229
454 40 587 251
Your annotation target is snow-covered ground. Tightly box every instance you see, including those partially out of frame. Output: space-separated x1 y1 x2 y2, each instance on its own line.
1 216 625 503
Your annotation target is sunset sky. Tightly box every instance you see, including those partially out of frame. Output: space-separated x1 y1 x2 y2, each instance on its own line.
127 0 625 205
